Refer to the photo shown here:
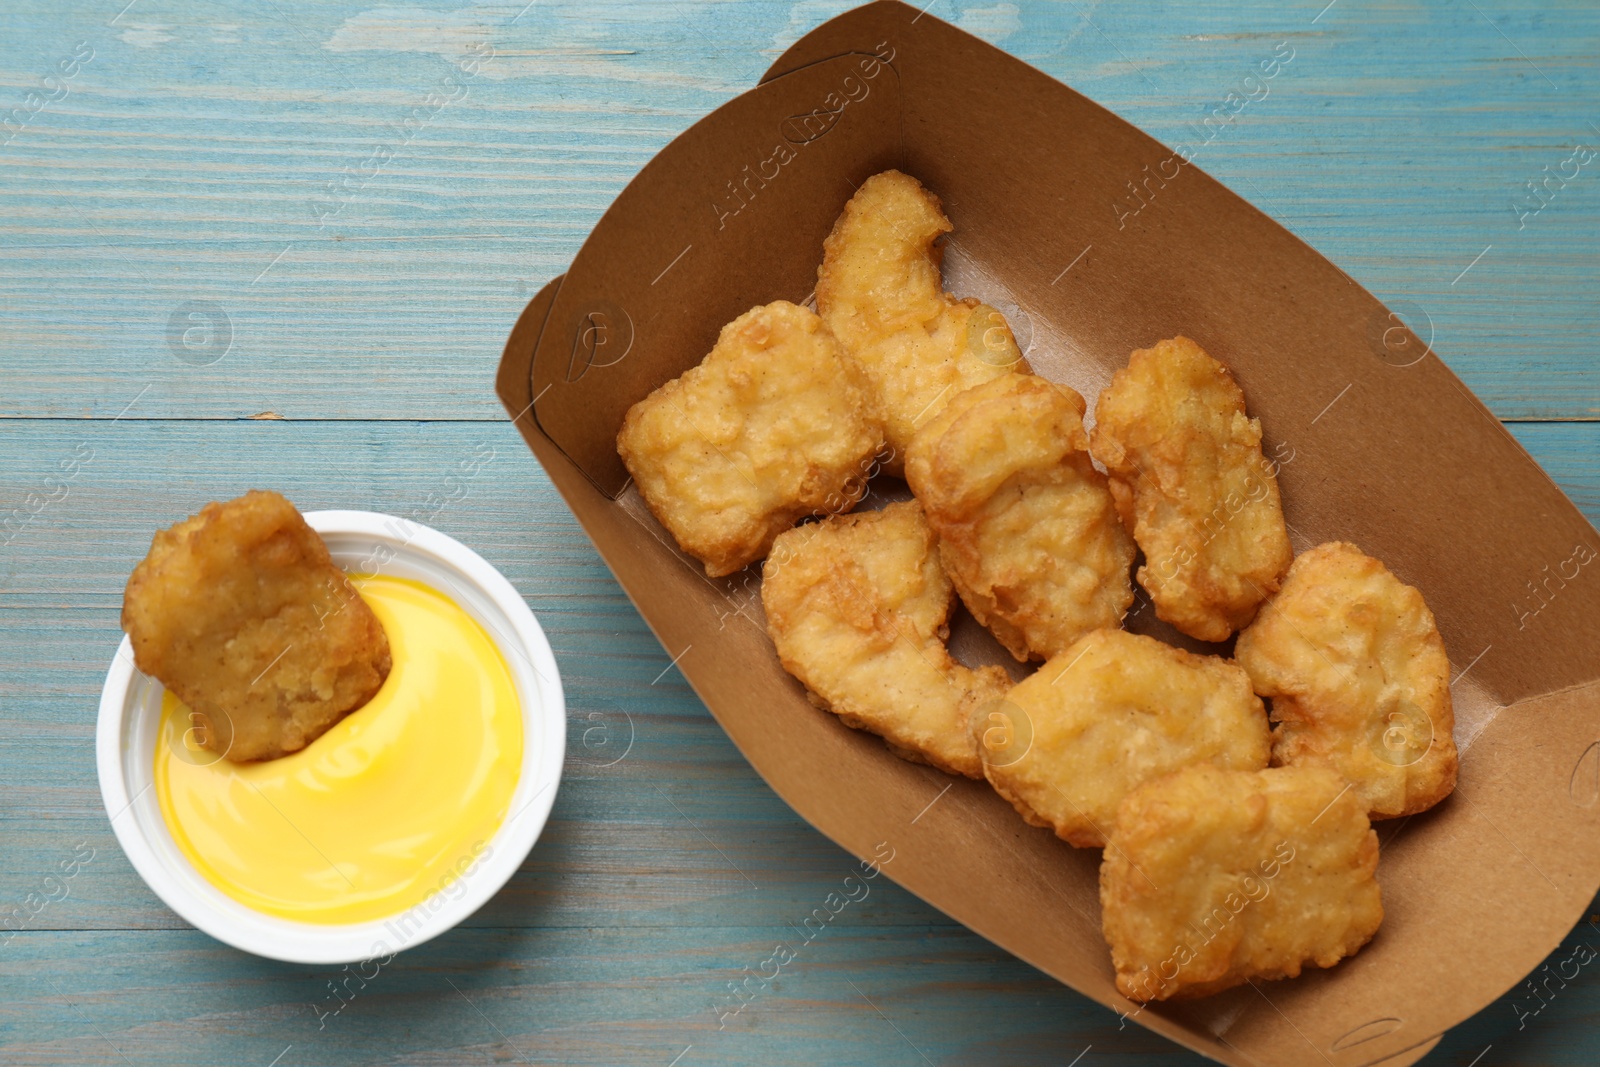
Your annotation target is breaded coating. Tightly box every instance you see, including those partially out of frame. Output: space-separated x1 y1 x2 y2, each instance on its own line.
122 490 392 763
1090 336 1292 642
816 170 1030 472
906 374 1136 661
617 301 884 578
761 501 1011 778
1234 541 1458 819
1101 764 1383 1001
980 630 1269 847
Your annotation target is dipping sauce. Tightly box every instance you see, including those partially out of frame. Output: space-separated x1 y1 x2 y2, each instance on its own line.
154 574 522 924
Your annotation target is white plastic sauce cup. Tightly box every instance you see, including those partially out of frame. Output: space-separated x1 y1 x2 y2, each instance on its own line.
96 510 565 964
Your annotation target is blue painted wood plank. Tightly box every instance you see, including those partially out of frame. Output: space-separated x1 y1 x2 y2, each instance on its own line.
1 418 1597 1064
0 0 1596 421
5 913 1600 1064
0 926 1198 1067
0 419 1589 613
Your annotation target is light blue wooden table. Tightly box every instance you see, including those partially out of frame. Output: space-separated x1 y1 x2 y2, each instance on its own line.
2 1 1597 1064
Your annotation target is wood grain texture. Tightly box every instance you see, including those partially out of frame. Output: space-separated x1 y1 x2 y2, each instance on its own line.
1 1 1598 1064
0 0 1597 421
2 419 1598 1064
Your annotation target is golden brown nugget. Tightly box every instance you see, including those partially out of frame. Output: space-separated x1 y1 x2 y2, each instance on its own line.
980 630 1269 847
1090 336 1293 642
906 374 1136 661
122 490 391 762
1235 541 1458 818
617 301 883 578
1101 764 1383 1001
816 170 1029 472
761 501 1011 778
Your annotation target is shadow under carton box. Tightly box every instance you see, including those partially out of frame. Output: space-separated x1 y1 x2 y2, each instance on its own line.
496 2 1600 1064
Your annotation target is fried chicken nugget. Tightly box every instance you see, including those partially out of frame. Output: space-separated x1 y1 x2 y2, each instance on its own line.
816 170 1030 472
906 374 1136 661
1102 764 1383 1001
617 301 884 578
979 630 1269 847
761 501 1011 778
122 490 392 762
1090 336 1292 642
1235 541 1458 818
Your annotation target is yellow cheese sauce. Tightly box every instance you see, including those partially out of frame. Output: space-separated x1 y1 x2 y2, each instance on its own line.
154 574 522 925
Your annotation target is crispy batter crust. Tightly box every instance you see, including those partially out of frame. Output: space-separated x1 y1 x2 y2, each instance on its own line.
906 374 1136 661
980 629 1269 847
816 170 1030 472
1235 541 1458 818
617 300 884 578
1101 764 1383 1001
121 490 391 762
1090 336 1292 641
761 501 1011 778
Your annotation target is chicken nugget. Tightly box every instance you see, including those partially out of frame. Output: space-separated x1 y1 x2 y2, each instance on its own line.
816 170 1030 471
617 301 884 578
761 500 1011 778
907 374 1136 661
1101 764 1383 1001
1090 336 1292 641
122 490 392 762
979 630 1269 847
1234 541 1457 818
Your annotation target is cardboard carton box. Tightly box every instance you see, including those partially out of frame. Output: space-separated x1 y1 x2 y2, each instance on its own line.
497 4 1600 1062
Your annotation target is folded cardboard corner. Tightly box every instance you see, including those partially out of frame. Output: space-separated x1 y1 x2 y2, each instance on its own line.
498 4 1600 1064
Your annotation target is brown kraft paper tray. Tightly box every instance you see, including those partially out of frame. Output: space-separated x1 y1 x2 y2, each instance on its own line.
495 3 1600 1063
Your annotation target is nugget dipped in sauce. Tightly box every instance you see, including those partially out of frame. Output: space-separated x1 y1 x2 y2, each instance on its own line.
122 490 391 762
